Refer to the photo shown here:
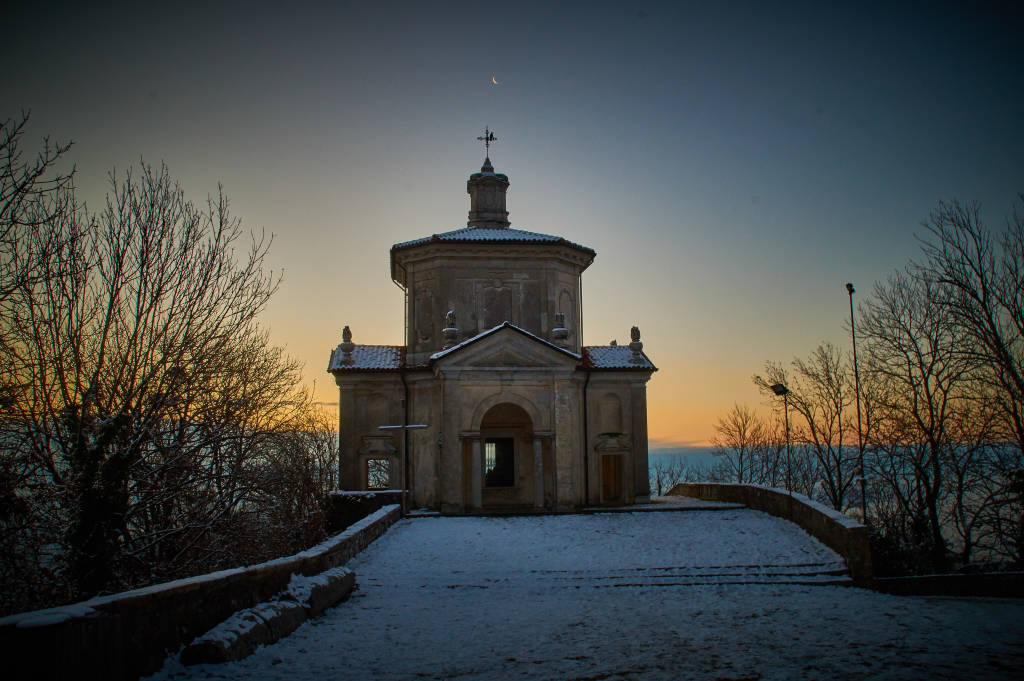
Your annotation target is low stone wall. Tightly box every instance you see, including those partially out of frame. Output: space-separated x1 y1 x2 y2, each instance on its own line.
871 571 1024 598
325 489 406 533
668 483 873 582
0 504 401 681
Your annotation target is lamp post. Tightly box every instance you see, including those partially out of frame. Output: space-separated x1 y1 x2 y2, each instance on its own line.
846 282 867 524
770 383 791 494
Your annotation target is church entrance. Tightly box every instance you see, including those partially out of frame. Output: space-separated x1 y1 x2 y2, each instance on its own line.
476 402 542 509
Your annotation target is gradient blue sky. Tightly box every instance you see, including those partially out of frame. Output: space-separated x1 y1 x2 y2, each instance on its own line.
4 1 1022 444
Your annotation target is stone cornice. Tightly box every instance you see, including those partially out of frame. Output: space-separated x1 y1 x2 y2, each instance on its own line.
391 241 595 287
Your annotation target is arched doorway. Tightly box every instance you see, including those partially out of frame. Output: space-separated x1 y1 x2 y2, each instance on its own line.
476 402 540 509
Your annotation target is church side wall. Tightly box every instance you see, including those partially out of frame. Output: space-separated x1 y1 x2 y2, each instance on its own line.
336 375 405 492
407 371 442 508
437 374 465 513
552 375 586 510
630 378 652 501
585 376 632 506
584 373 654 506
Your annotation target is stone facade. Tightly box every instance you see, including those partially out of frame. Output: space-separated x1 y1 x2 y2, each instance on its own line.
329 156 656 512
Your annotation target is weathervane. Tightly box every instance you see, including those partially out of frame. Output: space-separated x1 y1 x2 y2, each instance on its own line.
477 127 497 156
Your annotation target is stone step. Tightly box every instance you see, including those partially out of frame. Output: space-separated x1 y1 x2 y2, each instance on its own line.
585 577 854 587
434 575 855 589
425 561 854 590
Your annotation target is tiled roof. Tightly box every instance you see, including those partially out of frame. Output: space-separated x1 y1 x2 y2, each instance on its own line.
430 322 581 361
582 346 657 371
392 227 595 254
328 335 656 373
328 345 404 372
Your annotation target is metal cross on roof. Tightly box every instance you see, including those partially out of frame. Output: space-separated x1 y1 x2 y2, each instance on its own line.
477 127 497 155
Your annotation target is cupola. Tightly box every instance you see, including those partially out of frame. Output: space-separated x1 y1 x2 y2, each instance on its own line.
466 156 510 229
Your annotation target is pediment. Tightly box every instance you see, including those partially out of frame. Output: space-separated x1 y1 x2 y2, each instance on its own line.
472 347 548 368
433 324 580 371
594 433 631 452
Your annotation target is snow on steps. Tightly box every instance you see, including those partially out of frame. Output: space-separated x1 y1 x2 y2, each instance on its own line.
432 561 854 590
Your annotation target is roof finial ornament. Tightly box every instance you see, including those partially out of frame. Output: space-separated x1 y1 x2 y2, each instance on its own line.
477 127 497 170
629 325 644 364
552 311 569 348
339 325 355 365
442 309 459 349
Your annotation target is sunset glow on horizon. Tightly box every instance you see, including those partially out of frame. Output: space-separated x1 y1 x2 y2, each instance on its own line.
4 1 1022 446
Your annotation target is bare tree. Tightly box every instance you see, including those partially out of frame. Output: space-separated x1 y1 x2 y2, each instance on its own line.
859 271 978 570
916 197 1024 455
911 197 1024 567
977 446 1024 566
750 417 788 489
756 343 856 510
649 456 687 496
0 111 73 305
711 404 767 484
118 328 314 581
1 160 298 599
941 398 1004 565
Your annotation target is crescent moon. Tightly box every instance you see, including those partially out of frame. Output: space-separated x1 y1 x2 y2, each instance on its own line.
492 76 499 85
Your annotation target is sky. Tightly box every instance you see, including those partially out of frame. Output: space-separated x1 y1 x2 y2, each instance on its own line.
4 1 1023 446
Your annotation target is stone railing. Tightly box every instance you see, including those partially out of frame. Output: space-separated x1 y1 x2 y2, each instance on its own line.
871 571 1024 597
0 504 402 681
668 483 873 582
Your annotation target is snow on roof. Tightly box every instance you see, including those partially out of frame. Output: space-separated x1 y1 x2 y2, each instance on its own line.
327 330 657 374
430 322 582 361
583 346 657 370
392 226 595 254
328 345 404 372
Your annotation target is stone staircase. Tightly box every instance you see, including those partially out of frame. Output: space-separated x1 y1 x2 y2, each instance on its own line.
435 560 854 591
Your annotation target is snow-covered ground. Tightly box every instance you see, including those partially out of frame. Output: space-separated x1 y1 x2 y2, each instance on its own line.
150 510 1024 681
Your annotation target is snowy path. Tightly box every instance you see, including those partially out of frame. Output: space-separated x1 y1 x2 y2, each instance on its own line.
151 510 1024 681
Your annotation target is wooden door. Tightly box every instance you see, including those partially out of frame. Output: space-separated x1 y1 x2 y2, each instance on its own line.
601 454 622 503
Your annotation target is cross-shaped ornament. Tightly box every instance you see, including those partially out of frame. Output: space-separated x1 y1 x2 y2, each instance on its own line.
477 127 497 156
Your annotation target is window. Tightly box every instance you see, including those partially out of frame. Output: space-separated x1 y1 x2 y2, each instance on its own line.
483 437 515 487
366 458 391 489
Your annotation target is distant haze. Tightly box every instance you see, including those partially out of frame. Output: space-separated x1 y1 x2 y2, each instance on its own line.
649 447 718 471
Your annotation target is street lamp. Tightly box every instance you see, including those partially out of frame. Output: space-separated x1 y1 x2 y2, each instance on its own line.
770 382 791 494
846 282 867 524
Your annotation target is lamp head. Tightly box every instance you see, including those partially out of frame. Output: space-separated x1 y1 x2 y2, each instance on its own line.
770 383 789 396
846 282 855 295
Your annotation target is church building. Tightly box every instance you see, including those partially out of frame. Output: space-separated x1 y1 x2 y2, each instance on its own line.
328 138 656 512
